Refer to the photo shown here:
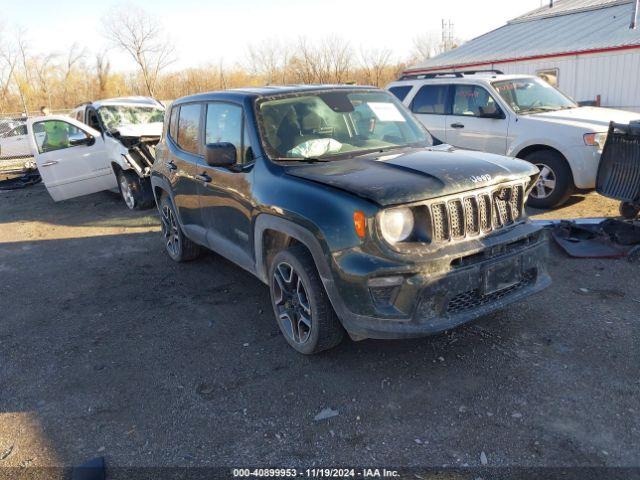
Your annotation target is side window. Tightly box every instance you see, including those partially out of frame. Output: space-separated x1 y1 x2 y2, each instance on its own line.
411 85 449 115
177 103 201 155
34 120 89 153
453 85 500 117
76 110 84 122
205 102 243 163
169 106 179 141
388 86 413 102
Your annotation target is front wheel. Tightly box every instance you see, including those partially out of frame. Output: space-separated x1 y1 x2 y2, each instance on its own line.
523 150 573 209
117 170 154 210
268 245 344 354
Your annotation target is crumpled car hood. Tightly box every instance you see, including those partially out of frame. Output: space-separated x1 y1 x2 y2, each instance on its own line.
111 122 163 138
285 146 538 206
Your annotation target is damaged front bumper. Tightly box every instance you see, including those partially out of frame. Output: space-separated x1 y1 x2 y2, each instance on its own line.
324 223 551 340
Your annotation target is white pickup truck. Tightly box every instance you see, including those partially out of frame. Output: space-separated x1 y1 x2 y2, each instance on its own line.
387 72 640 208
26 96 164 209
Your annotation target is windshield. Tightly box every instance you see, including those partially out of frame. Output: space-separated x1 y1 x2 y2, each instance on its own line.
492 78 577 114
257 90 432 160
97 105 164 130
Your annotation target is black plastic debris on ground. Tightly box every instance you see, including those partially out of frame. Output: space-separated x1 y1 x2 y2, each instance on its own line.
551 219 640 261
0 171 42 190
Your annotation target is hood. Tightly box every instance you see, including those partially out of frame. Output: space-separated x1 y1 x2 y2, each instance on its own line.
526 107 640 132
111 122 163 138
285 146 538 206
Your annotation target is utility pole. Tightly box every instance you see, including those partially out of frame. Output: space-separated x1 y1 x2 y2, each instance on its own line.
441 19 455 52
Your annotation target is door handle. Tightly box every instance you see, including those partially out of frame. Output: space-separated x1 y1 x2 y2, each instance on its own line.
451 123 465 129
41 160 59 167
167 160 177 171
195 173 211 183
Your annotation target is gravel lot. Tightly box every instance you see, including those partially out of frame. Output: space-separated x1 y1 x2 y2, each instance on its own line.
0 185 638 476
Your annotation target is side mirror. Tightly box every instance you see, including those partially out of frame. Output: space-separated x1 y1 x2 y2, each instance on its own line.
205 142 237 167
70 136 95 147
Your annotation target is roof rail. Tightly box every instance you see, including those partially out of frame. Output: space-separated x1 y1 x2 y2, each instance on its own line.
399 69 504 80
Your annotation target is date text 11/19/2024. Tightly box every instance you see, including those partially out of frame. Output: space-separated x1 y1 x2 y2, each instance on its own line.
232 468 400 477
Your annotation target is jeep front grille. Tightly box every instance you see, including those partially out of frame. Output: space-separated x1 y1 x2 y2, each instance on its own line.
428 182 525 243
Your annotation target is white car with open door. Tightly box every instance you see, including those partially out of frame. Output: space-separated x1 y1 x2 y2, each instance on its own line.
26 97 164 208
27 116 118 201
387 72 640 208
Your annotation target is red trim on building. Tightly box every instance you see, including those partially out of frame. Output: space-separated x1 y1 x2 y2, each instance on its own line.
403 44 640 75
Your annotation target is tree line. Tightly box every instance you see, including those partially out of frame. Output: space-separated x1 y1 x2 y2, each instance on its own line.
0 5 453 115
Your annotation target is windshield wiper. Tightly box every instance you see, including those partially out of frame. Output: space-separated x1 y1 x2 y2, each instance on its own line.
518 106 561 115
274 157 330 163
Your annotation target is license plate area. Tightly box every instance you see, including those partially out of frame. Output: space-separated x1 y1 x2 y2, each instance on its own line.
483 257 522 296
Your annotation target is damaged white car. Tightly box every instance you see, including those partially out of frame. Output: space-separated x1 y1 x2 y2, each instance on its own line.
26 96 164 209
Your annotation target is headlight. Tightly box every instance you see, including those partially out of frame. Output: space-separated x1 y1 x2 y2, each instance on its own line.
379 207 414 244
584 132 608 153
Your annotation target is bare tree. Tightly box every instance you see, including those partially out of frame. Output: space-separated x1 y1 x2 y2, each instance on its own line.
323 36 352 84
0 25 19 111
34 53 57 109
247 38 290 85
409 33 441 64
360 47 392 86
62 43 86 105
102 4 175 97
290 37 319 84
95 51 111 97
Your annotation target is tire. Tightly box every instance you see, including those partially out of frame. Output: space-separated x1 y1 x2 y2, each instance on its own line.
619 202 640 220
117 170 154 210
159 194 201 262
268 244 345 354
523 150 573 209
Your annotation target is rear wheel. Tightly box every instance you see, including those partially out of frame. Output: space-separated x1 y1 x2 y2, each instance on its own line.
523 150 573 209
117 170 154 210
268 245 344 354
159 194 201 262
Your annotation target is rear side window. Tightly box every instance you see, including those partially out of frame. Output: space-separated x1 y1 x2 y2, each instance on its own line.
388 86 413 102
411 85 449 115
169 106 179 140
176 104 201 155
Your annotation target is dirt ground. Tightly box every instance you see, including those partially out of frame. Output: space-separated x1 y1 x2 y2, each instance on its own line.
0 185 638 476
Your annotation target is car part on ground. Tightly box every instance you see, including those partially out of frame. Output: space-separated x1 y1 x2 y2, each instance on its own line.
551 219 640 260
597 121 640 219
152 85 550 354
0 171 42 191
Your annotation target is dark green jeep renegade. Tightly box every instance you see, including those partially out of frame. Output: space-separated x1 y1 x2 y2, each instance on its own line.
151 85 550 354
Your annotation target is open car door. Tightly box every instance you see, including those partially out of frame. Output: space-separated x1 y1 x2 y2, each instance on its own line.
27 115 117 201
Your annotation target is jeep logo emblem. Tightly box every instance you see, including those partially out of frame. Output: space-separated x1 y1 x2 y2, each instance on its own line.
470 174 492 183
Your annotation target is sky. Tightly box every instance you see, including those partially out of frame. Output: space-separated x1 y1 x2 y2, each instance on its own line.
1 0 544 71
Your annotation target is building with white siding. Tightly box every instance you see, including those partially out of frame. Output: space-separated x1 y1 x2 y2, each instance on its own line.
404 0 640 112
